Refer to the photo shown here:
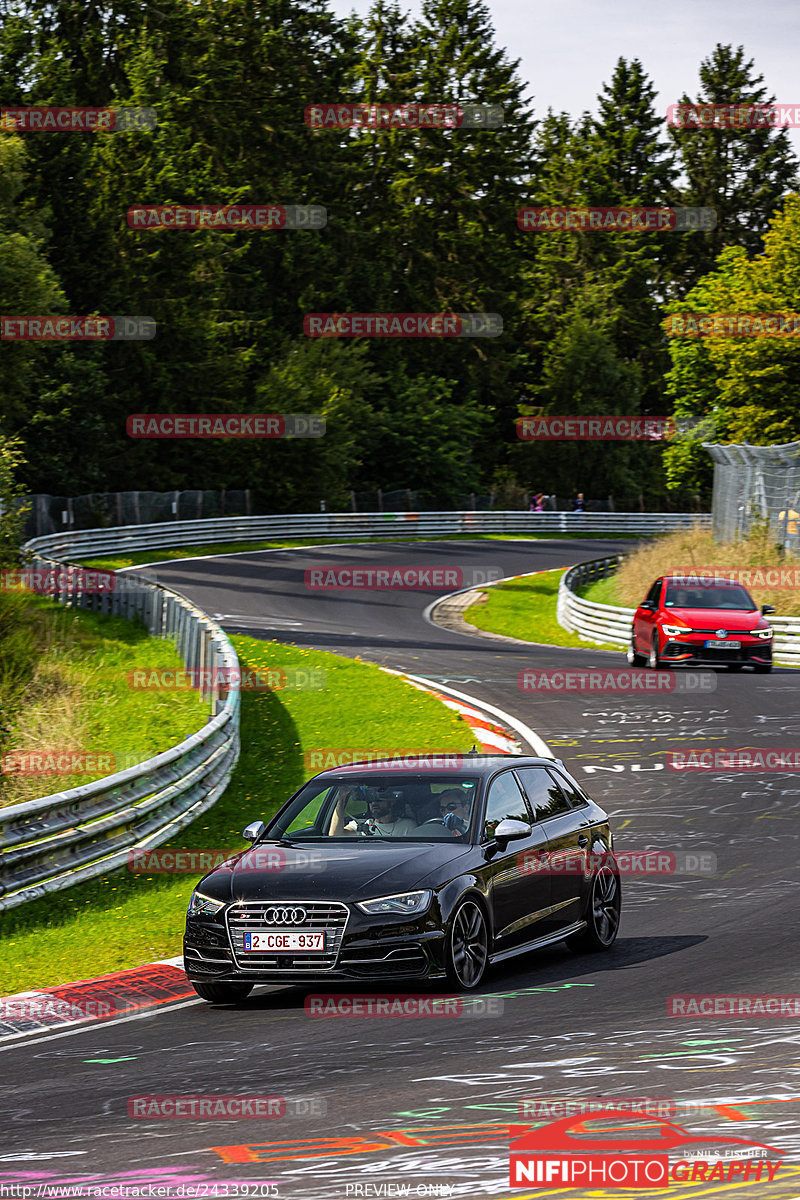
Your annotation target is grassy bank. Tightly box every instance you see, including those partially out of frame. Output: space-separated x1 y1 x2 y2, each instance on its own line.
0 593 208 808
578 528 800 617
463 568 618 650
1 637 473 994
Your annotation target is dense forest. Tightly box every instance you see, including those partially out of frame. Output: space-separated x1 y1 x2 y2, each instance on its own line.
1 0 798 512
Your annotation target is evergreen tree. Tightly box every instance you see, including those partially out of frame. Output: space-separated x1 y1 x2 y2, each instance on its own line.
670 43 798 284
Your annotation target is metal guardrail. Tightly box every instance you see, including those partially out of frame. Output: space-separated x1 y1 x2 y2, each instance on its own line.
23 510 712 560
557 556 800 665
0 549 240 911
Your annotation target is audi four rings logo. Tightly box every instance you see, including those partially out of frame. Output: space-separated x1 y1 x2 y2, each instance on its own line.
263 906 307 923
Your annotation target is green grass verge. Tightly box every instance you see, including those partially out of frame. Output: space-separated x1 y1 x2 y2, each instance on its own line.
463 568 619 651
0 598 209 808
1 638 473 995
78 532 641 572
576 576 621 606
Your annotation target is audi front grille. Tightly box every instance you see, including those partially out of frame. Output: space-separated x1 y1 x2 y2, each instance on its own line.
226 900 350 971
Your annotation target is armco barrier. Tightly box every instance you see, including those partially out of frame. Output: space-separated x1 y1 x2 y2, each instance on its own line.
22 510 710 559
557 555 800 665
0 550 240 911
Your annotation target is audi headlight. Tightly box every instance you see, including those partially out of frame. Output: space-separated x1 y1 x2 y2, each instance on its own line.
750 628 773 639
356 890 432 916
188 891 225 917
662 623 690 637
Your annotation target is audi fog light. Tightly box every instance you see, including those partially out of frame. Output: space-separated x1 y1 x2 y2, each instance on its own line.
357 890 432 916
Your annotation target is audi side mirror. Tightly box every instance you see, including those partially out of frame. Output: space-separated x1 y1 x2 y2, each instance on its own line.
762 604 776 615
243 820 266 843
494 819 532 844
639 600 654 611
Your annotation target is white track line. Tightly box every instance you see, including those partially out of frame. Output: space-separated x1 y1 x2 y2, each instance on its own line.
387 669 553 760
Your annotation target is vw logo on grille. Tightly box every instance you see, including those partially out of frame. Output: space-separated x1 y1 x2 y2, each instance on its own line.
263 906 307 924
715 629 728 639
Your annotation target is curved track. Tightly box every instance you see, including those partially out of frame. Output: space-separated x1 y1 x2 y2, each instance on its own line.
5 539 800 1199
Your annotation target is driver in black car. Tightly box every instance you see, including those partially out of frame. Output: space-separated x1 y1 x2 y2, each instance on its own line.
343 786 416 837
413 788 472 835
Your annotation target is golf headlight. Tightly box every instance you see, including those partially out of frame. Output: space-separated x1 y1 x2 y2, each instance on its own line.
750 628 773 639
188 891 225 917
662 624 690 637
357 890 432 916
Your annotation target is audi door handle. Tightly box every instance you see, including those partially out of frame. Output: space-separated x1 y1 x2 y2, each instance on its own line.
577 835 589 847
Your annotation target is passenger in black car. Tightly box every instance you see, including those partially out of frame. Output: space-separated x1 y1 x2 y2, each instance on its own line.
413 788 471 835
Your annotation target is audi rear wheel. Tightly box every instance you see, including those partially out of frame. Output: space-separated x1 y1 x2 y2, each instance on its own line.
567 864 621 953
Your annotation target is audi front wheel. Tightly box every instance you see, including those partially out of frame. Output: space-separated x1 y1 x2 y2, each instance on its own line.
445 898 489 990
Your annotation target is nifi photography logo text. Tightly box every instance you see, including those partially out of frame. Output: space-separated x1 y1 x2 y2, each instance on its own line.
508 1110 783 1188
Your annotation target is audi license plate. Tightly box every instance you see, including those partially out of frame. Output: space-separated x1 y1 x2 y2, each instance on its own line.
705 639 741 649
243 930 325 952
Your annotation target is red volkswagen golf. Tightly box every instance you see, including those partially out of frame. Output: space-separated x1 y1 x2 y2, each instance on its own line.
628 576 775 672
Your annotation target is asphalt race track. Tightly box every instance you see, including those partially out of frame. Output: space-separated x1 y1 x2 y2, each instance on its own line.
5 538 800 1199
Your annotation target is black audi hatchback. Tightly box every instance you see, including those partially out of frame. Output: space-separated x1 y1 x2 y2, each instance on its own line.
183 754 620 1002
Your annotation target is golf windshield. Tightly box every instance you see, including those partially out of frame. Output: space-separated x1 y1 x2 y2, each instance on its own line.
663 584 756 610
267 776 479 840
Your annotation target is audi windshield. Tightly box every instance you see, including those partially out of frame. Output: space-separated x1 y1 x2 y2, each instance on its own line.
266 776 480 841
